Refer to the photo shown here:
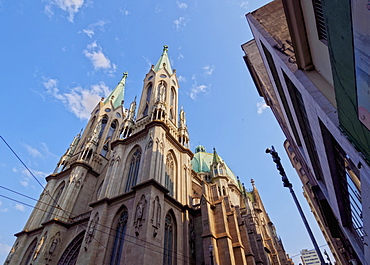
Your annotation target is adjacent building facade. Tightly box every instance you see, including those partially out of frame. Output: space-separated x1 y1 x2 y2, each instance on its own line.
5 46 293 265
242 0 370 264
300 249 320 265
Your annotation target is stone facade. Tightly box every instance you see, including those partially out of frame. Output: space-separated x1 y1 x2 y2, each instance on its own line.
5 46 293 265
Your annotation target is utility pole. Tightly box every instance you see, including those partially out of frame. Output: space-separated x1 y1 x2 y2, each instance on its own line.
266 146 326 265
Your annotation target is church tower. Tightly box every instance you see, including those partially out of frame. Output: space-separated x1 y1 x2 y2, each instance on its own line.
5 46 293 265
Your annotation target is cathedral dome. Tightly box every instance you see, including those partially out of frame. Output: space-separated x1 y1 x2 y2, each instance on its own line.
191 146 239 185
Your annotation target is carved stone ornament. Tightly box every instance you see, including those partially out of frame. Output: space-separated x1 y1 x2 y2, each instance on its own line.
4 242 18 264
134 195 147 236
151 196 161 237
33 236 45 260
44 232 61 263
85 213 99 248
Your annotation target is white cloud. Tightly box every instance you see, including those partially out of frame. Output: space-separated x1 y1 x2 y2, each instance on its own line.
142 56 153 69
0 243 11 256
190 83 209 100
119 7 130 16
81 20 108 38
178 53 184 60
43 77 110 119
16 166 48 179
174 16 189 31
15 204 25 212
240 1 249 9
83 41 117 73
24 144 43 158
177 1 188 9
44 0 85 22
177 75 186 83
0 205 9 213
44 4 54 18
257 100 268 114
202 65 215 76
83 29 94 38
20 180 29 187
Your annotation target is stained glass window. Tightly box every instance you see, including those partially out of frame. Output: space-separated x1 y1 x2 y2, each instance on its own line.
125 149 141 192
110 209 128 265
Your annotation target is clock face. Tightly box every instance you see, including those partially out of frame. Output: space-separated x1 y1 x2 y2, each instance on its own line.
105 108 111 112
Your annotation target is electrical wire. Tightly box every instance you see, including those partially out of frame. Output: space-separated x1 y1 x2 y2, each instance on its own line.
0 185 74 216
0 135 71 220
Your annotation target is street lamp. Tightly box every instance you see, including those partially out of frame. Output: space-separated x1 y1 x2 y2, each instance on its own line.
266 146 326 265
209 244 214 265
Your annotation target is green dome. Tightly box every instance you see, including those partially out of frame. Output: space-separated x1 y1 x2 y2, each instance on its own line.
191 146 239 185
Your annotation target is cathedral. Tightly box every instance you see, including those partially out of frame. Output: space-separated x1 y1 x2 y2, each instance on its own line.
5 46 293 265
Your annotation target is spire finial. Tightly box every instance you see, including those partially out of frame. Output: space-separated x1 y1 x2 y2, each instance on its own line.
154 45 173 74
251 179 255 187
103 71 127 108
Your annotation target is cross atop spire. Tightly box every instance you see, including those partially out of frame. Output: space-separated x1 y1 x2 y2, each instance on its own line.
104 72 128 109
153 45 173 75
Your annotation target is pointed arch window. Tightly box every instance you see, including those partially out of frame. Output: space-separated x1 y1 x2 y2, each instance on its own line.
110 208 128 265
125 148 141 192
101 120 117 157
57 232 85 265
169 87 176 122
44 181 65 222
107 120 117 140
143 104 149 117
147 83 153 102
99 116 108 139
163 212 176 265
165 153 175 196
21 238 37 265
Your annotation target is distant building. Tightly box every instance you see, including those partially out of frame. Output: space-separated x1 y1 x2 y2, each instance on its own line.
5 46 293 265
300 249 320 265
242 0 370 264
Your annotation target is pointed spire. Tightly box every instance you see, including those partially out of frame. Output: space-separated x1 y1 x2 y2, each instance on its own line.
212 148 221 164
153 45 173 75
104 72 128 109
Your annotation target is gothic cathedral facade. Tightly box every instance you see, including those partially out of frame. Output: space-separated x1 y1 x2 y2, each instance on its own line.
5 46 293 265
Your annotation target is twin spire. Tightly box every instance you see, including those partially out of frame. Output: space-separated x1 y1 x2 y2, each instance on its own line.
103 45 173 110
104 72 128 109
153 45 173 75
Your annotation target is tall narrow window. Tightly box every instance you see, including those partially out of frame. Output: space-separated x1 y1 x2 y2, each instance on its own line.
163 213 176 265
147 83 152 102
143 84 153 117
283 72 324 182
125 149 141 192
101 120 117 157
320 120 363 244
261 42 302 147
58 232 85 265
110 208 128 265
312 0 327 43
44 181 65 222
22 238 38 265
165 153 175 196
99 116 108 139
170 87 176 122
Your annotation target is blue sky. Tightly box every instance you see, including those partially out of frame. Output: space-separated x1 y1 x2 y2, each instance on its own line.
0 0 332 263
